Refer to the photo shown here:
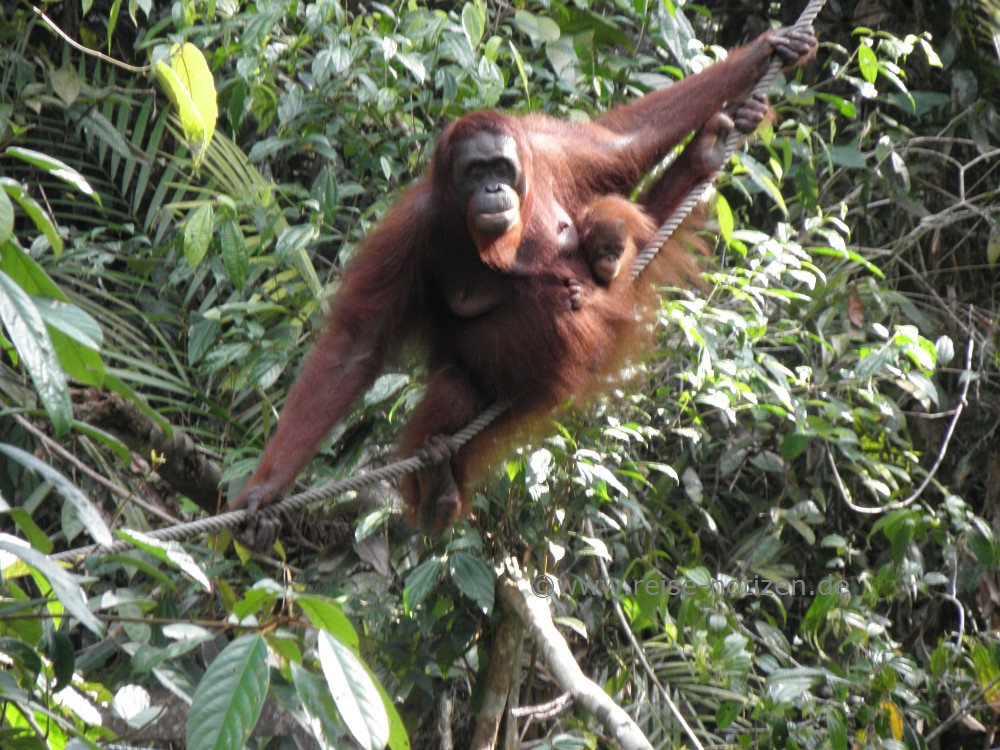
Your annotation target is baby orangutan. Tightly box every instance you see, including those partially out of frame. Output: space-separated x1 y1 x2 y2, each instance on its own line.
579 195 657 287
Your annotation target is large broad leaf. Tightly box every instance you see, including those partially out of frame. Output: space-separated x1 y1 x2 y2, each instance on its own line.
0 234 67 299
0 535 104 636
218 217 248 290
402 556 444 614
0 269 72 436
448 552 495 615
183 203 214 268
512 10 560 44
317 630 388 750
187 634 270 750
296 595 359 650
154 43 218 167
36 300 105 387
117 530 211 591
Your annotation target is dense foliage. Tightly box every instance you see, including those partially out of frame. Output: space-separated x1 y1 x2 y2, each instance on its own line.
2 0 1000 748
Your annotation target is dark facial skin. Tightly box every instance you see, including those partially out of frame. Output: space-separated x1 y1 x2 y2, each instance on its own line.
228 26 820 544
583 217 627 285
450 132 525 236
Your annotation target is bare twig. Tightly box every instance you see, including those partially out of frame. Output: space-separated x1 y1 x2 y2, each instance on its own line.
827 330 975 514
31 6 151 74
584 520 706 750
13 414 181 525
510 692 572 719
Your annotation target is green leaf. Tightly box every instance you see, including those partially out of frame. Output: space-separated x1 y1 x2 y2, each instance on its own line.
0 232 67 298
356 507 391 542
317 630 389 750
48 326 105 387
737 154 786 213
36 299 105 387
715 193 733 244
296 595 359 650
50 65 81 106
780 432 808 461
183 204 214 268
766 667 828 704
290 663 345 745
857 44 878 83
828 144 868 169
508 41 530 98
44 629 75 691
827 707 848 750
0 444 112 545
513 10 560 45
0 271 72 435
716 700 741 729
312 167 338 227
154 43 218 167
815 92 857 119
6 507 53 553
395 51 425 84
6 147 101 206
0 635 44 677
33 299 102 351
462 3 485 49
1 178 64 255
275 223 318 265
187 634 270 750
117 530 212 590
188 314 220 365
793 159 819 210
968 518 996 567
0 537 105 636
0 186 13 244
987 223 1000 266
372 678 411 750
219 218 248 291
403 557 444 614
449 552 495 615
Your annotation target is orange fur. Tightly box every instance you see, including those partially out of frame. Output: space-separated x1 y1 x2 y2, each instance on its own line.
229 28 816 536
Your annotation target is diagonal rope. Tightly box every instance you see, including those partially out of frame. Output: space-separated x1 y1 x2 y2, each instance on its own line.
49 401 510 564
50 1 824 566
631 0 826 280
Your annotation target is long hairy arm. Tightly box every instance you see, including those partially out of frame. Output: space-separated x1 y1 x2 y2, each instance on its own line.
230 186 432 513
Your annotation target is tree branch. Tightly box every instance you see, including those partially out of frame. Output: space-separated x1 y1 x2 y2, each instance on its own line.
498 567 653 750
72 387 221 514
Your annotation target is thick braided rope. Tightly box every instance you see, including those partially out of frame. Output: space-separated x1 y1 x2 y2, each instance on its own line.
631 0 826 280
50 3 824 566
49 401 510 563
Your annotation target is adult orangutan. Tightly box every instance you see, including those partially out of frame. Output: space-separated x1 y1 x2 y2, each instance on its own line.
229 25 816 541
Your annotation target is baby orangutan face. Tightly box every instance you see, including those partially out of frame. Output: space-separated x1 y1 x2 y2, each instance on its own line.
582 213 628 285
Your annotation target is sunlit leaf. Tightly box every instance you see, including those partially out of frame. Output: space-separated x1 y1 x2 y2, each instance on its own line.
187 634 269 750
117 530 212 590
154 43 218 167
183 204 214 268
857 44 878 83
297 595 359 650
0 535 104 635
6 147 101 205
0 272 72 435
1 178 64 255
317 631 389 750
